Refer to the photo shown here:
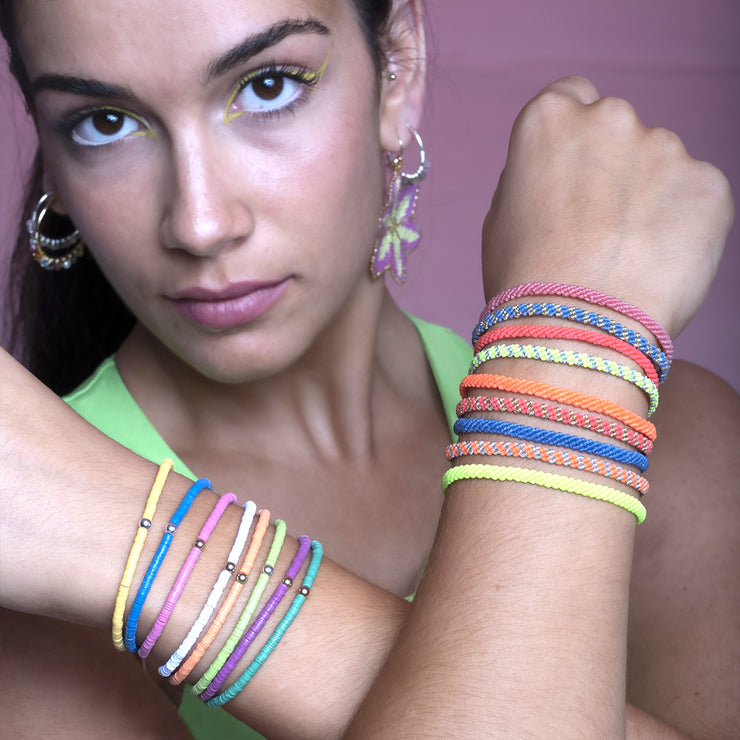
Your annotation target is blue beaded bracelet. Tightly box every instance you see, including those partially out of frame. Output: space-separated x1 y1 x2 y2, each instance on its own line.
124 478 212 652
205 540 323 708
472 302 670 383
453 418 649 473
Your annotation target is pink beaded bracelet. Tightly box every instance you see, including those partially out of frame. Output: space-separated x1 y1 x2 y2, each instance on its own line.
138 492 237 659
482 283 673 362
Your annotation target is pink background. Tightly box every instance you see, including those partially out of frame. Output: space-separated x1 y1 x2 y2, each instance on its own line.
2 0 738 391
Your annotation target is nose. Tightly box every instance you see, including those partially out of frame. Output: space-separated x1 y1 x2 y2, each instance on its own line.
159 131 254 257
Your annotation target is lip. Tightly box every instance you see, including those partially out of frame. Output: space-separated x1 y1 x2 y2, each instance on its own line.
168 278 290 328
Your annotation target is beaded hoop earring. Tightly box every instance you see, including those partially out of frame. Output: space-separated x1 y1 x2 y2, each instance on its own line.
370 124 429 285
27 192 86 270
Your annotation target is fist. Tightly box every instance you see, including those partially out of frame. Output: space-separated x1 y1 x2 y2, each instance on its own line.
482 77 734 337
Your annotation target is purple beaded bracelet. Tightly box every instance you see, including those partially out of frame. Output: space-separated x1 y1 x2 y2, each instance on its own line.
138 492 237 659
198 534 312 701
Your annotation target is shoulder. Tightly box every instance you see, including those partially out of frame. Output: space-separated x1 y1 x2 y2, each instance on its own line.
627 360 740 735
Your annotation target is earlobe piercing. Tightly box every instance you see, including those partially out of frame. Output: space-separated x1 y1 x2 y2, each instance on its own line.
27 192 86 271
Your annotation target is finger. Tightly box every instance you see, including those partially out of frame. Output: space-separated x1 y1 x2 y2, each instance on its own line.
535 75 600 105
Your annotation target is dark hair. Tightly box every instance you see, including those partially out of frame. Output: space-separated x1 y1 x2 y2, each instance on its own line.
0 0 393 395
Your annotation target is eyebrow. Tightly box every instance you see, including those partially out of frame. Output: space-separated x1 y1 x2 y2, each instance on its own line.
29 75 136 101
204 17 330 84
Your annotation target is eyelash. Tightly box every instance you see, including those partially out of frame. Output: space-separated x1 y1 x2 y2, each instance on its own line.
55 106 150 153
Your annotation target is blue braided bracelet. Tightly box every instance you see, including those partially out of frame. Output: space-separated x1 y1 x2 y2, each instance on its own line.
453 418 649 472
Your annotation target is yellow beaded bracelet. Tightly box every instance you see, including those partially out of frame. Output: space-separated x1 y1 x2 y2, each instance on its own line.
112 459 174 650
442 463 646 524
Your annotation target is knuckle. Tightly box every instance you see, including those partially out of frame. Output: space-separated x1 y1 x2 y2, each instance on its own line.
647 126 687 153
592 96 640 127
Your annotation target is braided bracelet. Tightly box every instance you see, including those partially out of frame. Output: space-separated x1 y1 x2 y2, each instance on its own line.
171 508 271 686
456 396 653 454
474 324 659 387
139 491 237 658
445 440 649 495
453 417 649 472
459 374 656 440
442 463 646 523
205 540 323 708
472 302 669 383
112 459 174 651
192 519 287 695
198 535 313 701
481 282 673 362
159 500 257 677
470 344 659 416
125 478 212 652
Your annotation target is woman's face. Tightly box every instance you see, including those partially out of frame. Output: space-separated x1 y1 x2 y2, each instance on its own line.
18 0 401 382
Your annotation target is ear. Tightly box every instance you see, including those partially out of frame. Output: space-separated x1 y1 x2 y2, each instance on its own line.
378 0 426 153
40 168 70 215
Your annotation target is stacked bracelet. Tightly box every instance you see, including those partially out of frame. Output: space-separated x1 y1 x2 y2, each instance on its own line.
205 540 323 708
198 535 313 701
159 500 257 677
112 459 174 651
171 508 271 685
125 478 212 652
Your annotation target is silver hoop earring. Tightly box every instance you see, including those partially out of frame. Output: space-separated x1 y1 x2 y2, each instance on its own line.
27 192 86 270
370 124 430 285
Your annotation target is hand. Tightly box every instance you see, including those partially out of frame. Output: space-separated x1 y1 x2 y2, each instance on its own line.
482 76 734 337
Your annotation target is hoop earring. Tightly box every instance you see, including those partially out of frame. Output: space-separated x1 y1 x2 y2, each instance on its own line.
370 124 429 285
27 192 86 270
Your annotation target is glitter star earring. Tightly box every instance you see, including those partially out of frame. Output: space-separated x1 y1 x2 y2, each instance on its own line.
370 124 429 285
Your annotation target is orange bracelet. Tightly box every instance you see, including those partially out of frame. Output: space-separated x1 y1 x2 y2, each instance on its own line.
459 374 656 440
169 508 271 685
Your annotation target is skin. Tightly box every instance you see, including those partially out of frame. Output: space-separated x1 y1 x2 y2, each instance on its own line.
1 1 738 738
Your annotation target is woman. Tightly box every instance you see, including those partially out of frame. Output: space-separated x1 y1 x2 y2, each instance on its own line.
0 0 737 737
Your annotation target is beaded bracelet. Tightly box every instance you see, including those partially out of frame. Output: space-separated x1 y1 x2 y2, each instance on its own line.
470 344 659 416
171 508 271 686
198 535 313 701
125 478 212 653
459 374 657 440
472 302 670 383
159 500 257 677
456 396 653 454
112 459 174 651
453 417 649 472
442 463 646 523
474 324 659 387
205 540 323 708
139 491 237 658
192 519 287 695
445 440 649 495
481 282 673 362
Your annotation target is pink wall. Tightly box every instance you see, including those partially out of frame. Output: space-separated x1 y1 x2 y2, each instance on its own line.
2 0 738 390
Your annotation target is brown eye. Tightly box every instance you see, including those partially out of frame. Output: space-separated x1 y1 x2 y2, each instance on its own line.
91 111 125 135
252 76 284 101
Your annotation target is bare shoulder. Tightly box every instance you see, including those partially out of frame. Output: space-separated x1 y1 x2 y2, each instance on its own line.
627 361 740 738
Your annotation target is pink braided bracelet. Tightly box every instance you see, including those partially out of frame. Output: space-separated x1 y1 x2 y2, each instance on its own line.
482 283 673 362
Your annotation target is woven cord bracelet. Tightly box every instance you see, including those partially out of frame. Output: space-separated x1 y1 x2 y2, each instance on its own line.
481 282 673 362
158 500 257 677
445 440 649 495
459 374 656 440
112 459 174 651
474 324 659 387
125 478 212 653
171 508 271 686
139 491 238 659
472 302 670 382
442 463 646 523
198 535 313 701
470 344 659 416
192 519 287 695
456 396 653 454
453 417 649 472
205 540 323 708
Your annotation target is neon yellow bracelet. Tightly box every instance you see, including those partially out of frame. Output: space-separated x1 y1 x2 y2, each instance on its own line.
112 459 174 650
441 463 646 524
